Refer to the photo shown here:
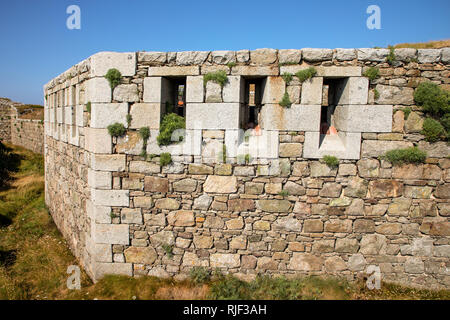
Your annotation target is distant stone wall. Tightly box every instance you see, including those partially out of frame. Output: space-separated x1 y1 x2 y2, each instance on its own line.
0 98 13 142
10 114 44 154
44 48 450 288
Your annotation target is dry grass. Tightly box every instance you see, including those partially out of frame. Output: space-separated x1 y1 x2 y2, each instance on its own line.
394 39 450 49
0 144 449 300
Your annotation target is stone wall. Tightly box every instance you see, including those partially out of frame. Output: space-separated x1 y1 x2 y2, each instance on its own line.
10 115 44 154
44 48 450 288
0 98 13 142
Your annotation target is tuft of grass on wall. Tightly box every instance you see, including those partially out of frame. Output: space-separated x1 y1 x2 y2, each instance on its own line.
414 82 449 117
381 147 427 166
385 45 396 65
279 92 292 108
203 70 228 88
159 152 172 166
295 67 317 83
105 68 122 89
402 107 412 120
157 113 185 146
422 118 446 142
363 67 379 81
107 123 126 137
322 155 339 169
281 72 293 85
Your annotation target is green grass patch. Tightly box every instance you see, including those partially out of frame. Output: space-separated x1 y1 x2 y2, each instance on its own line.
105 68 121 89
414 82 449 117
281 72 293 85
157 113 185 146
107 123 126 137
402 107 412 120
203 70 228 88
279 92 292 108
322 155 339 169
381 147 427 165
159 152 172 166
363 67 379 81
295 67 317 83
422 118 446 142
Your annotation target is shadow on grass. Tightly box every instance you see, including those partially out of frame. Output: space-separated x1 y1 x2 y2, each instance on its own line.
0 141 22 190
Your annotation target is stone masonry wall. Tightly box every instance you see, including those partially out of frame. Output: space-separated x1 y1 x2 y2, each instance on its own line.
0 98 13 142
44 48 450 288
10 115 44 154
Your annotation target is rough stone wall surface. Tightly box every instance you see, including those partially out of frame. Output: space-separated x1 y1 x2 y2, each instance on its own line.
0 98 13 142
10 115 44 154
43 48 450 288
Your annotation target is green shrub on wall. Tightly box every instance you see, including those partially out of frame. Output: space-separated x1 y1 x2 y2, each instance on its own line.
105 68 122 89
381 147 427 165
107 123 126 137
203 70 228 88
157 113 185 146
159 152 172 166
422 118 445 142
279 92 292 108
322 155 339 168
295 67 317 83
363 67 379 81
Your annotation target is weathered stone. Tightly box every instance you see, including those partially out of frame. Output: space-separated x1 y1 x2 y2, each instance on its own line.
418 141 449 158
302 48 333 61
362 140 413 158
182 252 207 267
138 51 167 64
388 197 412 216
335 48 357 61
335 238 359 253
265 183 282 194
193 235 213 249
312 239 335 253
167 210 194 226
339 164 357 176
404 186 433 199
283 181 306 196
121 208 142 224
203 176 237 193
329 197 352 207
144 176 168 193
241 255 256 269
245 182 264 195
346 199 364 216
211 50 236 64
113 84 139 102
376 223 402 235
279 143 302 157
310 162 337 177
404 112 423 133
392 110 405 133
347 253 366 271
193 194 212 210
205 81 222 103
273 216 302 232
344 176 368 198
417 49 441 63
228 199 255 212
253 220 271 231
392 164 423 179
357 159 379 178
173 178 197 192
319 183 342 197
324 256 347 272
368 180 403 198
210 253 240 268
124 247 157 265
360 234 387 255
256 200 292 212
353 219 375 233
292 161 309 176
188 164 213 174
130 161 160 174
435 184 450 199
279 49 302 64
155 198 180 210
215 164 232 176
234 166 255 176
176 51 209 65
303 219 323 233
375 85 414 105
226 217 244 230
420 219 450 236
150 231 175 247
357 48 389 61
204 216 225 229
250 48 277 65
288 253 323 271
325 220 352 233
404 257 425 274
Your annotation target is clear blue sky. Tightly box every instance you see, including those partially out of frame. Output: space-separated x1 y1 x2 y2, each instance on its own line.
0 0 449 104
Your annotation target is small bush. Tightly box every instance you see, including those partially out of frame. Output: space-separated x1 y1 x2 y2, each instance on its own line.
422 118 445 142
281 72 293 85
189 267 211 284
381 147 427 165
322 155 339 168
363 67 379 81
126 114 132 127
105 68 122 89
226 62 236 69
203 70 228 88
86 101 91 113
159 152 172 166
161 244 173 259
373 88 380 100
107 123 126 137
278 190 289 197
139 127 150 141
414 82 449 117
386 45 396 65
157 113 185 146
279 92 292 108
295 67 317 83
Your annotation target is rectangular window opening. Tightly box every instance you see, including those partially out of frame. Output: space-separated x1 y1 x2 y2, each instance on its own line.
162 77 186 118
242 77 264 131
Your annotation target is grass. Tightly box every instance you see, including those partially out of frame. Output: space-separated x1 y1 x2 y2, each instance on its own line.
295 67 317 83
203 70 228 88
402 107 412 120
281 72 293 85
279 92 292 108
363 67 380 81
381 147 427 166
105 68 121 89
322 155 339 169
1 144 449 300
386 45 396 65
107 122 126 137
157 113 185 146
393 39 450 49
422 118 446 142
159 152 172 166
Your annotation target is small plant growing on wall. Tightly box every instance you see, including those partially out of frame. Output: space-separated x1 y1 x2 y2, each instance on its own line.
295 67 317 83
160 152 172 166
162 244 173 259
107 122 126 137
203 70 228 88
402 107 411 120
105 68 122 89
126 114 132 127
217 144 227 163
381 147 427 166
226 62 236 69
363 67 379 81
373 88 380 100
86 101 91 113
422 118 445 142
139 126 150 157
279 92 292 108
322 155 339 169
385 45 396 65
189 267 211 284
157 113 185 146
278 190 289 197
281 72 293 85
